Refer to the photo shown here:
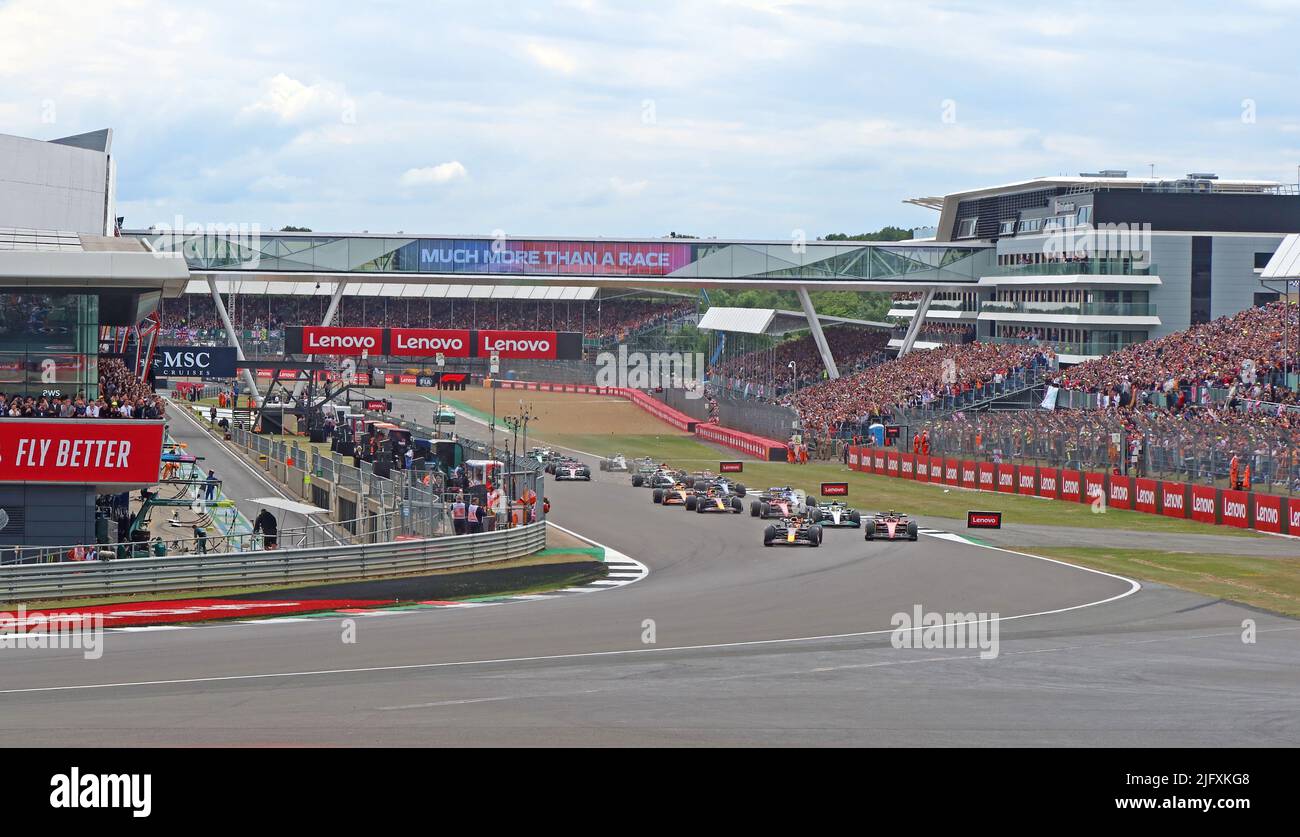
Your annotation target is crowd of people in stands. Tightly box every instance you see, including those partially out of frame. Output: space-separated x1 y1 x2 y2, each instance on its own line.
0 358 166 419
710 327 892 393
1055 301 1298 403
783 341 1058 435
158 296 693 344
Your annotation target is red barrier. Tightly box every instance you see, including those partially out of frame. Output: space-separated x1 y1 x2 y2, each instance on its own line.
996 463 1016 494
1161 482 1188 518
847 445 862 471
1038 468 1058 499
1015 465 1037 495
1221 489 1250 528
900 453 916 479
886 451 900 476
1289 499 1300 533
615 388 698 432
945 459 960 485
961 461 978 490
1253 493 1283 533
1107 475 1133 510
1134 478 1158 514
1191 484 1218 524
977 462 996 491
694 422 788 461
873 452 886 473
1060 469 1082 503
1083 472 1106 506
931 456 944 485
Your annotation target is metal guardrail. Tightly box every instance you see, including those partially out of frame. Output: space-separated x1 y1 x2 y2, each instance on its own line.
0 522 547 603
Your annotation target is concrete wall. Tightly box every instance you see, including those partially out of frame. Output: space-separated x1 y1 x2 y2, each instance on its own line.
0 132 113 235
715 394 799 442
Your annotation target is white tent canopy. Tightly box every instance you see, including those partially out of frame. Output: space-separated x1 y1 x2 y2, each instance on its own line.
248 497 329 516
1262 233 1300 280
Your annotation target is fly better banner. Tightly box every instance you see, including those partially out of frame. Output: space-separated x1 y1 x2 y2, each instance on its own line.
0 420 164 486
285 327 583 360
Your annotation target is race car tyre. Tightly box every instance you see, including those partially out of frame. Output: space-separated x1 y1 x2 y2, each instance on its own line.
763 525 776 547
694 479 707 491
632 475 644 487
908 521 919 541
750 500 761 517
850 511 861 526
811 524 823 546
809 507 822 523
685 496 698 511
652 488 663 504
730 497 743 513
760 502 770 519
735 484 747 497
864 527 874 541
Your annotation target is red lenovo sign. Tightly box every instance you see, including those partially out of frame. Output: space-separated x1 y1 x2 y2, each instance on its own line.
389 329 471 357
478 330 557 360
967 511 1003 529
302 326 382 356
820 482 849 496
0 420 164 486
719 461 743 473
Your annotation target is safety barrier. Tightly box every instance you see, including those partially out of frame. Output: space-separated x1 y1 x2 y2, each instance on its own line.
846 446 1300 535
0 522 546 603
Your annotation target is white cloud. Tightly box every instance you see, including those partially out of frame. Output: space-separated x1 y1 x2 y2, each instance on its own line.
399 162 469 187
525 42 579 75
240 74 350 124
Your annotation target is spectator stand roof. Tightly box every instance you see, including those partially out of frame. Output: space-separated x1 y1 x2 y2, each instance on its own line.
697 306 891 336
1261 233 1300 282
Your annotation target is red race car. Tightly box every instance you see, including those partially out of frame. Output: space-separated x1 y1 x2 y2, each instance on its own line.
863 510 919 541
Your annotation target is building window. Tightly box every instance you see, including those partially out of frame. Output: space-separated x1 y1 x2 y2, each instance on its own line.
998 220 1016 236
956 217 978 238
1254 292 1280 306
1255 252 1274 270
1191 237 1212 325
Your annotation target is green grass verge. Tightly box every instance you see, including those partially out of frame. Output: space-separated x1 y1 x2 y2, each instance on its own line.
1025 547 1300 618
542 432 1262 538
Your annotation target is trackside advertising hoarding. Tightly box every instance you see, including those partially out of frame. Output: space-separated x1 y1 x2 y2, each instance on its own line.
286 327 582 359
154 346 237 378
0 419 164 487
821 482 849 496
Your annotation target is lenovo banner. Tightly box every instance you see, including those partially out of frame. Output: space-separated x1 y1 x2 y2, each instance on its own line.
1083 472 1106 506
1038 468 1059 499
1253 493 1283 534
296 326 383 356
1134 478 1159 515
1060 469 1082 503
900 453 915 479
960 461 977 490
0 420 164 486
1190 484 1218 524
1161 481 1189 518
719 461 744 473
1016 465 1037 496
978 462 995 491
915 457 929 480
478 330 558 360
1107 476 1133 510
930 456 944 484
1221 489 1250 528
967 511 1003 529
389 329 471 358
820 482 849 496
154 346 237 378
997 463 1016 494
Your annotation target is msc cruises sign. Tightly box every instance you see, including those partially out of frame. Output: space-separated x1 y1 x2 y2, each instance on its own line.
153 346 238 378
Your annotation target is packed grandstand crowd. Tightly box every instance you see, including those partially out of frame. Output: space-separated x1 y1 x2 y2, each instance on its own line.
710 327 892 392
1 357 166 419
159 296 694 343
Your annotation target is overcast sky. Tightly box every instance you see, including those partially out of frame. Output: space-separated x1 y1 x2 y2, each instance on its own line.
2 0 1298 239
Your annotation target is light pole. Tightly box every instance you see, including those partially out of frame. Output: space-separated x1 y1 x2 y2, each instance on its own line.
789 359 797 393
435 352 445 436
489 351 500 458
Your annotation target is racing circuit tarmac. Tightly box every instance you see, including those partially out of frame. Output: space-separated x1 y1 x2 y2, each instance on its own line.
0 393 1298 746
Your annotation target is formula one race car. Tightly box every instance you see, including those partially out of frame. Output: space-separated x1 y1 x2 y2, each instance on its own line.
863 510 919 541
762 515 823 547
692 486 744 514
653 481 692 506
552 458 592 481
599 453 630 472
629 460 659 486
809 501 861 528
750 487 808 519
710 477 747 497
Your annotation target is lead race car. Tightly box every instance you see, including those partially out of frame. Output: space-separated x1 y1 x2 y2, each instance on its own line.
809 500 861 528
750 487 808 519
863 510 919 541
762 515 823 547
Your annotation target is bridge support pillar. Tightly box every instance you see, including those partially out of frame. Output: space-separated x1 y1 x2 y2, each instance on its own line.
292 281 349 401
796 286 839 380
898 287 936 356
207 276 262 407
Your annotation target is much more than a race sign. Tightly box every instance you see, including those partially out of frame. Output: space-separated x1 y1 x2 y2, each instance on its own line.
719 461 743 473
0 420 164 486
820 482 849 496
966 510 1003 529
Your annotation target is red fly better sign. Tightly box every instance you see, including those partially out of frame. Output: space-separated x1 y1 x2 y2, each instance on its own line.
0 420 164 486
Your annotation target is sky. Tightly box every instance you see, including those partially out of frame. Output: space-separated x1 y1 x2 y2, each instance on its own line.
2 0 1298 240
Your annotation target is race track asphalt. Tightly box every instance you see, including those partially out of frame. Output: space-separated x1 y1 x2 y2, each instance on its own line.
0 392 1297 746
